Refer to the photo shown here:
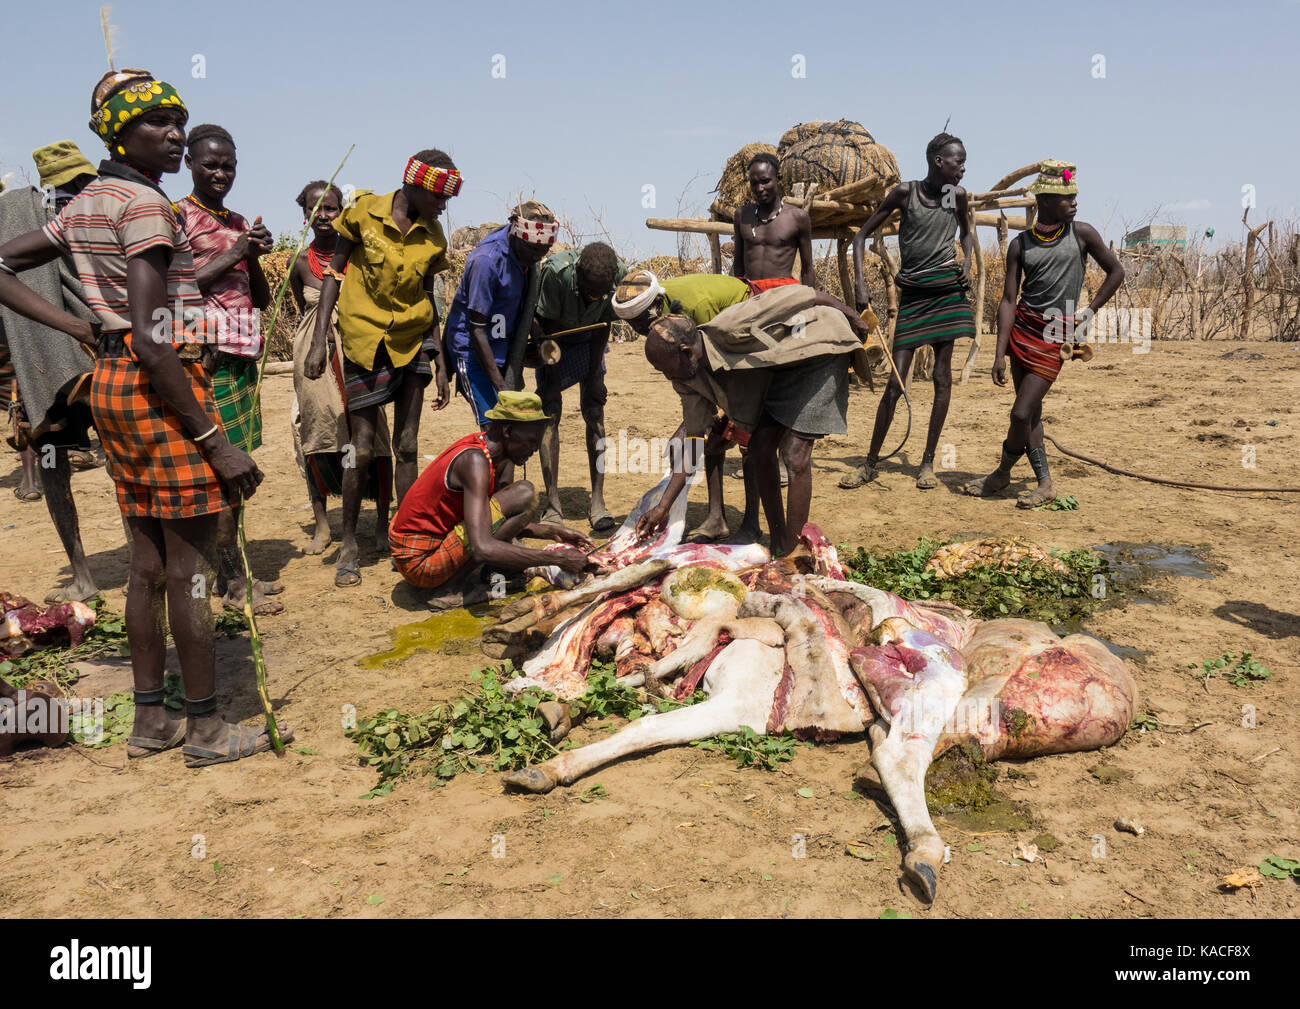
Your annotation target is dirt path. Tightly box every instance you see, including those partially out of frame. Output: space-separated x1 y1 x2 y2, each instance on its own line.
1 338 1296 918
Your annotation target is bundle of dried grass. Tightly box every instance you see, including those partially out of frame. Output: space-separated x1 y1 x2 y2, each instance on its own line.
259 248 300 362
712 142 778 211
778 120 899 207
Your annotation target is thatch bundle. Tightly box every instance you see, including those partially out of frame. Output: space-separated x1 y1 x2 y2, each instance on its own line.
260 248 300 362
777 120 899 206
713 142 779 210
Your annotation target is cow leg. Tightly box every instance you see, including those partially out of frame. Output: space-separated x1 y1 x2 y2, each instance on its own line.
869 714 946 903
503 640 782 794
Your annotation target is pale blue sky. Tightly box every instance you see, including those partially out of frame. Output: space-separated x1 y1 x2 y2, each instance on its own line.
3 0 1295 257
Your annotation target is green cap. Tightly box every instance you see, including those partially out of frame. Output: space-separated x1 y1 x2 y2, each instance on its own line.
32 141 97 191
484 390 550 423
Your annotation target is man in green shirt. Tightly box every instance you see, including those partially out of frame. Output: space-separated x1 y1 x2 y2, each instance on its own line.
612 270 758 543
533 242 626 531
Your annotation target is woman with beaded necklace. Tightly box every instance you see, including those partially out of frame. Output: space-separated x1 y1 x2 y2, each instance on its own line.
288 181 393 556
176 123 284 615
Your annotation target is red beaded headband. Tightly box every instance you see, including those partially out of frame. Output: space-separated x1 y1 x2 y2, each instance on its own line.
403 157 462 196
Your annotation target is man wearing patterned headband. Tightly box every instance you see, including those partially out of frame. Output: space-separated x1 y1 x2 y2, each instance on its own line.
963 160 1124 507
304 147 458 588
444 200 557 427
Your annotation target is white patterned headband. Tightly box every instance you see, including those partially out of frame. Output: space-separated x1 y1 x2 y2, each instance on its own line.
509 216 558 245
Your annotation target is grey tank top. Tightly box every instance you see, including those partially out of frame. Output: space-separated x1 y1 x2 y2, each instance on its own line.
897 180 958 278
1019 223 1085 316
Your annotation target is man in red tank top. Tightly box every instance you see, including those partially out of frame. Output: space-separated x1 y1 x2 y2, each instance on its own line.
390 391 597 608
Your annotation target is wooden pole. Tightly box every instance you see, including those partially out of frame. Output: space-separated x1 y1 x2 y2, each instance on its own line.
872 233 899 349
997 213 1009 258
836 238 855 310
646 217 734 236
1240 208 1270 340
962 204 985 385
708 232 723 274
988 162 1046 193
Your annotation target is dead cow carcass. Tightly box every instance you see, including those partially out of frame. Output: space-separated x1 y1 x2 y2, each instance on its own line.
497 526 1136 902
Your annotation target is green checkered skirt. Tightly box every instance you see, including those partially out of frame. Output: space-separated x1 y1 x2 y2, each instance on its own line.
211 353 262 452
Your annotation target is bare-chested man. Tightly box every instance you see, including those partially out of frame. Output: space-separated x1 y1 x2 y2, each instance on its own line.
732 153 814 292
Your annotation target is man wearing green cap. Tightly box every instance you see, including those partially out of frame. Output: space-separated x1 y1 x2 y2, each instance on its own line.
389 390 598 608
0 141 102 601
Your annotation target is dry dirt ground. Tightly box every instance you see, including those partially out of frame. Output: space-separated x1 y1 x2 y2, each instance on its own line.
1 337 1297 919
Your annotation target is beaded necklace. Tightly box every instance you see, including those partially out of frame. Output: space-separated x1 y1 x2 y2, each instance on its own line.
1032 221 1066 243
306 241 341 281
186 192 230 222
751 199 784 238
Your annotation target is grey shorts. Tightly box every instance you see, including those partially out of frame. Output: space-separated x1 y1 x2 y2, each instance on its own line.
760 354 849 438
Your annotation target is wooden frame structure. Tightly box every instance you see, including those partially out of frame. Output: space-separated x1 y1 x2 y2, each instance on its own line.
646 160 1049 383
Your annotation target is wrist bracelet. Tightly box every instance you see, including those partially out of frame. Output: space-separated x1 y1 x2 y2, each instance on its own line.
0 256 16 276
323 266 346 282
193 424 219 443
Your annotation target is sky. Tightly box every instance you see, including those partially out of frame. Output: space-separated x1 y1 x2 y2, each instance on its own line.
2 0 1296 259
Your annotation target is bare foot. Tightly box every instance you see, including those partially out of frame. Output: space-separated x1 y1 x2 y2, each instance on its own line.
915 461 938 490
427 581 490 612
305 525 332 555
961 469 1012 497
44 576 101 604
684 515 729 543
724 523 762 546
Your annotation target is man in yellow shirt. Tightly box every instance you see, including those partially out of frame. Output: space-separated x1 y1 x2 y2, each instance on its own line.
304 148 460 587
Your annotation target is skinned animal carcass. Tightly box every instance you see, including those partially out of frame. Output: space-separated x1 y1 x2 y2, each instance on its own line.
495 526 1136 903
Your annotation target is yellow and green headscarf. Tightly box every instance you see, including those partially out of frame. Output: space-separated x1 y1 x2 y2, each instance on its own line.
88 70 187 152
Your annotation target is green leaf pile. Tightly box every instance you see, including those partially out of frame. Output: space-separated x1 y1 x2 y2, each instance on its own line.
841 538 1111 625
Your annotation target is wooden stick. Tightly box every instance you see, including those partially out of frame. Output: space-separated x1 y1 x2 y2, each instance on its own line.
546 321 609 339
962 203 985 385
238 144 355 753
646 217 734 236
973 213 1029 229
969 186 1030 202
708 232 722 274
988 162 1046 193
836 239 855 310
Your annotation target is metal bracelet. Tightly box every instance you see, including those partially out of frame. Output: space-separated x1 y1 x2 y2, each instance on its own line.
0 256 16 276
193 424 219 443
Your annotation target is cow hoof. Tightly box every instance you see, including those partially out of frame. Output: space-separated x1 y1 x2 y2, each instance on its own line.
903 850 939 903
502 766 559 794
537 702 572 743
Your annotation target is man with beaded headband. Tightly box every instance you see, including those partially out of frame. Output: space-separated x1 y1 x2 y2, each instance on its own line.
0 69 291 766
962 160 1124 507
304 149 459 588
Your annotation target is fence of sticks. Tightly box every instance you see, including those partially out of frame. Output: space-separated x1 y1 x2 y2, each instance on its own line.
645 120 1049 383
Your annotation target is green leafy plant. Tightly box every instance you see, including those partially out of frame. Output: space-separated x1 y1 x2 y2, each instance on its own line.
1034 495 1078 511
691 725 800 771
1195 651 1270 688
1259 856 1299 880
841 538 1111 624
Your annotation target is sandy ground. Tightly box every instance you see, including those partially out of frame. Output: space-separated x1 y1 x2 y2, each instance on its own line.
1 336 1297 919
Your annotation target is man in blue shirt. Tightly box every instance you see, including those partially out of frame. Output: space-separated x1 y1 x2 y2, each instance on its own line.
445 201 557 425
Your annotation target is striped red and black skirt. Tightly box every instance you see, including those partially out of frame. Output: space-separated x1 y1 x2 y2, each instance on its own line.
1007 302 1065 383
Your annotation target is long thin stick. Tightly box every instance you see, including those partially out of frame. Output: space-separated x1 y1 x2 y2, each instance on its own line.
1044 433 1300 493
236 145 354 752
